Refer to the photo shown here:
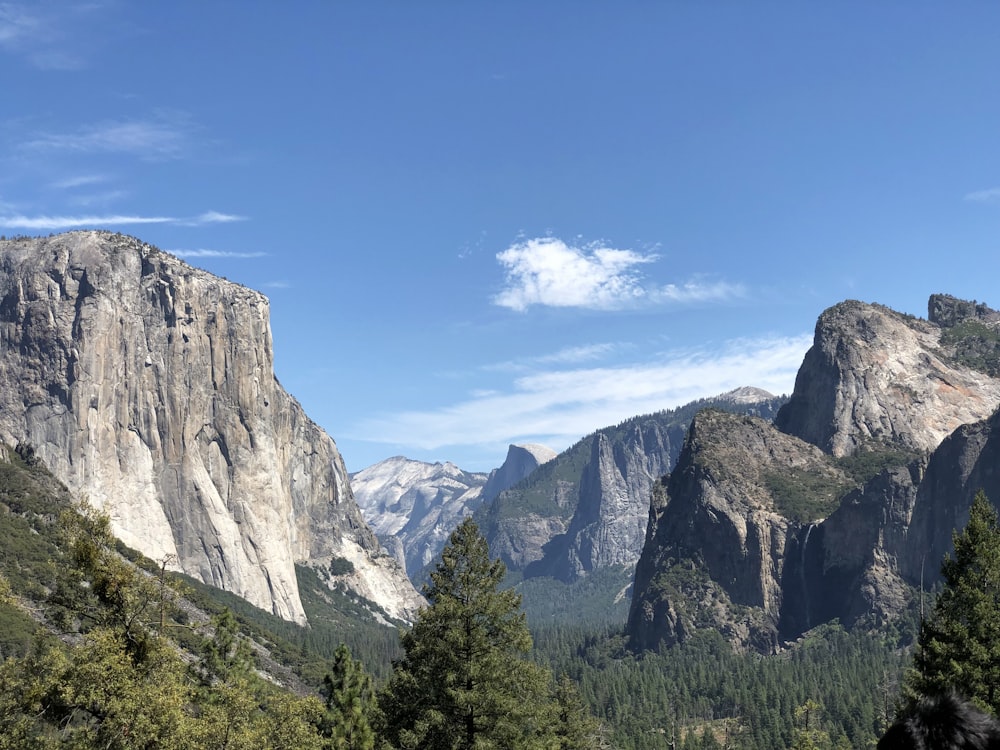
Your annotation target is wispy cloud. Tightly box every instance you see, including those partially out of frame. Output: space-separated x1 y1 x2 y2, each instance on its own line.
182 211 247 226
964 187 1000 204
49 174 109 190
261 281 291 289
482 342 623 373
0 2 103 70
349 334 810 454
24 115 194 160
0 213 174 230
170 248 266 259
0 210 248 230
493 237 742 311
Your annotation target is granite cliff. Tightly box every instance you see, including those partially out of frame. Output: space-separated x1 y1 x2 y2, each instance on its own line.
628 296 1000 652
477 390 786 585
0 231 422 625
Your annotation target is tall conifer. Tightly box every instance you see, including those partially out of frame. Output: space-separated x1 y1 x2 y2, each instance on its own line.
908 490 1000 711
379 518 554 749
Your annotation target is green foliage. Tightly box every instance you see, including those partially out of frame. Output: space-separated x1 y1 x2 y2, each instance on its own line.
763 467 853 523
379 518 558 749
939 319 1000 376
321 643 377 750
835 446 921 486
533 622 907 750
516 565 633 628
329 556 356 576
907 490 1000 711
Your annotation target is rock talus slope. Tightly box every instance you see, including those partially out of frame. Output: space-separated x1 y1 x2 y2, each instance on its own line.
0 231 422 624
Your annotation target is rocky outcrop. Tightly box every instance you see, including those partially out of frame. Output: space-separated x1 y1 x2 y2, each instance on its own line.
481 444 557 504
775 300 1000 457
556 423 674 579
629 295 1000 654
0 231 422 624
627 410 852 652
480 390 786 583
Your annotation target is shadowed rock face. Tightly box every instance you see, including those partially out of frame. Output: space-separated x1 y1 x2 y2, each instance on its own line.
479 392 786 584
627 410 849 652
0 231 422 624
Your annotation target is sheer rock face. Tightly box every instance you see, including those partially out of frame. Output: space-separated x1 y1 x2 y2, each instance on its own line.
480 392 786 584
560 424 674 579
0 231 422 624
481 444 557 504
775 300 1000 457
627 410 848 652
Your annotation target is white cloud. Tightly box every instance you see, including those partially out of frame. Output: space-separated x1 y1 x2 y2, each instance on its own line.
0 213 174 230
170 248 266 259
494 237 654 311
482 342 622 373
185 211 247 225
349 334 811 454
0 210 248 230
50 174 109 190
493 237 742 311
964 188 1000 204
0 2 99 69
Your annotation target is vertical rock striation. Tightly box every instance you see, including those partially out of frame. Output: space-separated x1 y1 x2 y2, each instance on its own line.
0 231 422 624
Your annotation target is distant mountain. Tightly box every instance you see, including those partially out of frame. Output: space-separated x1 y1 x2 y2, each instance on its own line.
473 389 787 623
352 444 555 579
628 295 1000 653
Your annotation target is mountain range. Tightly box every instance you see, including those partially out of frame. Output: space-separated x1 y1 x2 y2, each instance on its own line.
350 443 556 579
4 230 1000 659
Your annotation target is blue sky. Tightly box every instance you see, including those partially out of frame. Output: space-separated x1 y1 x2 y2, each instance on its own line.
3 3 1000 472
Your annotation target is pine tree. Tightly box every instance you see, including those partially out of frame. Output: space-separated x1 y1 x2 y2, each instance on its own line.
908 490 1000 711
552 673 602 749
321 643 377 750
379 518 554 749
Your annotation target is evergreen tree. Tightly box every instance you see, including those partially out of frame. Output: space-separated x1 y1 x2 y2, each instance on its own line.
321 643 377 750
552 673 602 749
379 518 554 749
908 490 1000 711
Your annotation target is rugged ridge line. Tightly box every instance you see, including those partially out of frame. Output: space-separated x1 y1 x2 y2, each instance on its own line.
478 390 786 585
628 295 1000 653
0 231 422 624
351 443 555 580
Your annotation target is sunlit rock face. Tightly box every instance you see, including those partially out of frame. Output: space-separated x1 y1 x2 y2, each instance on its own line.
0 231 422 625
352 444 556 580
775 299 1000 457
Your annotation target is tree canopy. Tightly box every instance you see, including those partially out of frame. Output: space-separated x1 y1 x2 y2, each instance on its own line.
908 490 1000 712
379 517 558 749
